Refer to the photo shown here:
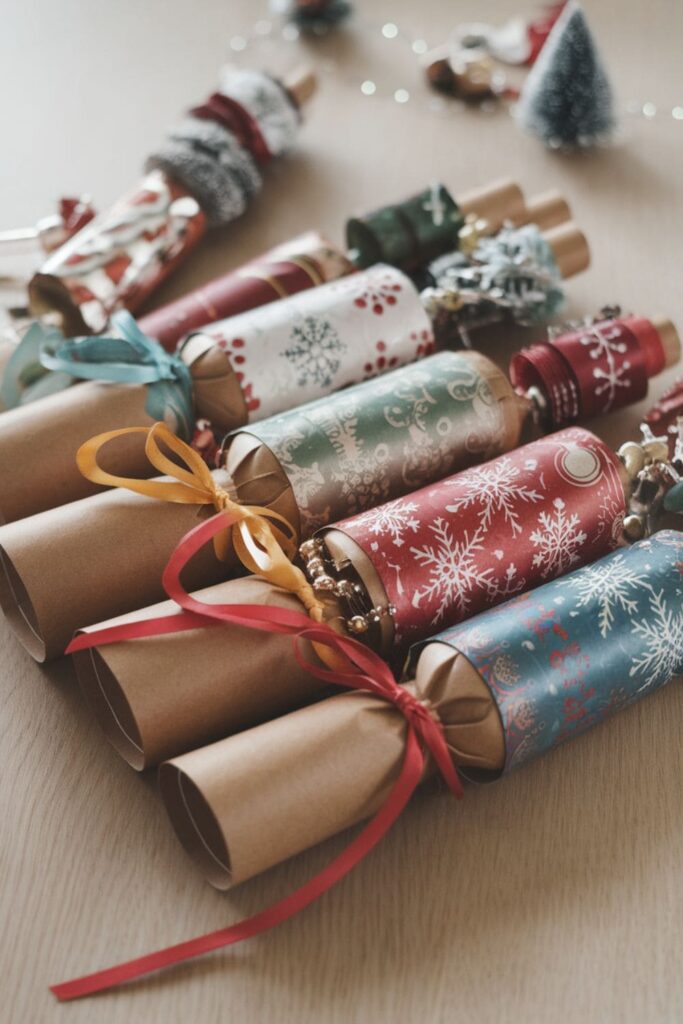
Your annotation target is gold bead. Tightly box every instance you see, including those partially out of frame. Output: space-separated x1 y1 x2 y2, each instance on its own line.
623 514 646 542
642 439 669 464
618 441 645 479
314 574 336 592
348 615 368 634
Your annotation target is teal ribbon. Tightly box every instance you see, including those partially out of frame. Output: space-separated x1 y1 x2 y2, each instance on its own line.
664 481 683 513
0 321 74 409
31 309 194 440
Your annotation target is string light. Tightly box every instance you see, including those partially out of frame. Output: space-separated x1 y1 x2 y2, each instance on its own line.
227 13 683 121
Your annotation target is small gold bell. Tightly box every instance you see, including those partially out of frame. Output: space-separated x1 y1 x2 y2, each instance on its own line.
623 514 646 542
617 441 645 479
348 615 368 634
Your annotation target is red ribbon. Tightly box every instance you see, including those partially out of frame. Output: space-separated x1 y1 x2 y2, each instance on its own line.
53 511 463 1001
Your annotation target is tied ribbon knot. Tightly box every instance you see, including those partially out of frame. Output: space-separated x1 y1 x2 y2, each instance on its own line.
76 420 303 573
39 309 192 390
54 512 463 1001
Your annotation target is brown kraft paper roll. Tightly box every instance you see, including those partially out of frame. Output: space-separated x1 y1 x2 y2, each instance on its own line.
74 577 323 770
0 470 232 661
0 343 248 525
0 382 156 523
158 641 504 889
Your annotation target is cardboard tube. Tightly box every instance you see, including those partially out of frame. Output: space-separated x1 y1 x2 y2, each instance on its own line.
285 66 317 107
543 221 590 278
652 315 680 369
457 179 526 232
75 577 323 770
523 190 571 230
0 381 154 523
0 471 232 661
159 642 504 888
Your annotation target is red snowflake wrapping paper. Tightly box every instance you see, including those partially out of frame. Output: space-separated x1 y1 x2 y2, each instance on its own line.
332 428 626 644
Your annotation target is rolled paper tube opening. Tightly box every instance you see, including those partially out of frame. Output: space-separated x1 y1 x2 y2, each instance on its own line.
543 221 590 278
0 476 230 662
159 765 233 889
457 179 526 231
523 190 571 231
0 544 46 661
27 272 90 336
74 648 146 769
283 66 317 108
75 577 328 769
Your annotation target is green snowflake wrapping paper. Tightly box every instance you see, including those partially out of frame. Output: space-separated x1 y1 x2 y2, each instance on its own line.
231 351 511 533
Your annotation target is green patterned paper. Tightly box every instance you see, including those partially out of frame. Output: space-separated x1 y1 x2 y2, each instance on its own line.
237 351 510 534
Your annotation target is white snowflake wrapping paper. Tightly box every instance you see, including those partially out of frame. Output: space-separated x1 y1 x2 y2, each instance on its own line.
198 264 434 421
334 427 626 644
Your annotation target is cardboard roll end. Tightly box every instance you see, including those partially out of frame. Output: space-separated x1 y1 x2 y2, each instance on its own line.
651 315 681 369
73 647 147 771
159 763 234 890
283 66 317 108
457 178 526 232
543 221 590 278
0 545 47 662
524 190 571 231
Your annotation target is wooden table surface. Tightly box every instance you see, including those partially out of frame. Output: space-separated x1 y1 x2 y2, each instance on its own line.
2 1 682 1021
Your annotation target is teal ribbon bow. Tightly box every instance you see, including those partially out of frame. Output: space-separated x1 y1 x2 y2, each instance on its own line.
1 310 194 440
0 321 74 409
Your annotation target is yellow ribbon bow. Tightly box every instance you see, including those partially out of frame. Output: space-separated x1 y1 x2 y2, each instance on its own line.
76 422 328 625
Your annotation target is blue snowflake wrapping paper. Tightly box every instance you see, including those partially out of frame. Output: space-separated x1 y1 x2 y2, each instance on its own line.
419 531 683 773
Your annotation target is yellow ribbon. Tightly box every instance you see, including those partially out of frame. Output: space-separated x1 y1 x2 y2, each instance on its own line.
76 422 329 626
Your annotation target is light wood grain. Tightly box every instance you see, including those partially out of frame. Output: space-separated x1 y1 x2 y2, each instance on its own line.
2 1 683 1020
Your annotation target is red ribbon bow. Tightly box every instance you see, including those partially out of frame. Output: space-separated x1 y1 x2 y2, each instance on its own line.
53 511 462 1000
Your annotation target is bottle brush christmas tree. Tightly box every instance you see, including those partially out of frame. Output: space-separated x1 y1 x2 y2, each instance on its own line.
517 0 616 148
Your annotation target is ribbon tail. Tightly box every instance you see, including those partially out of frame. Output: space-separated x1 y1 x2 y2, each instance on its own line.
51 731 425 1001
65 610 219 655
39 350 166 385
